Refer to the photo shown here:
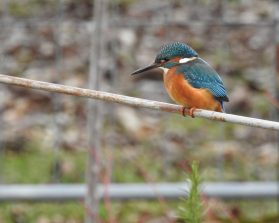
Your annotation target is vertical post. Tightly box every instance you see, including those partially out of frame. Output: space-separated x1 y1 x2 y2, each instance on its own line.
274 1 279 114
85 0 107 222
216 0 227 180
50 0 64 183
273 0 279 212
0 0 10 183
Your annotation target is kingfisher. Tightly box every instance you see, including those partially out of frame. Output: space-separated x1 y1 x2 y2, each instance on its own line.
131 42 229 117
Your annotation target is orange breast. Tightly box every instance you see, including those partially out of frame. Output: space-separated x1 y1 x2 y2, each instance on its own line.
163 68 222 112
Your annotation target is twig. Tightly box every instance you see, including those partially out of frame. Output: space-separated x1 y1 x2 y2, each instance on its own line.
136 162 175 223
0 74 278 131
82 201 103 223
264 91 279 110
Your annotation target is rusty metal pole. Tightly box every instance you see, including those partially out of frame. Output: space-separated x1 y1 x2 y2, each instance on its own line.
85 0 107 222
50 0 64 183
0 0 10 184
273 0 279 212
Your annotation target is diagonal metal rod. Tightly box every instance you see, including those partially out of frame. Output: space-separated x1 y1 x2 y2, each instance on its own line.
0 73 279 131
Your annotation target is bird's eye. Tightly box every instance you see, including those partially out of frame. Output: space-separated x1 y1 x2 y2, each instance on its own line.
160 58 169 63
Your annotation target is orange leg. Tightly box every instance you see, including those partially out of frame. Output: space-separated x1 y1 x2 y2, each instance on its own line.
189 107 197 118
180 106 187 117
180 106 196 118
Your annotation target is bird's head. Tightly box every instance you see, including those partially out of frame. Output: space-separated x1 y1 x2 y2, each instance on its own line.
131 42 198 75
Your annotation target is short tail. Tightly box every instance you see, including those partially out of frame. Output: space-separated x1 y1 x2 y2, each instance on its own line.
220 101 225 112
216 101 225 112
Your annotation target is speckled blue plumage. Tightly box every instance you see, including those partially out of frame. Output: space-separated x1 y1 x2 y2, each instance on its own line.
176 58 229 104
155 42 198 63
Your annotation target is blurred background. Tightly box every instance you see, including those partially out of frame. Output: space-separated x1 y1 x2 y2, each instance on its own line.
0 0 278 222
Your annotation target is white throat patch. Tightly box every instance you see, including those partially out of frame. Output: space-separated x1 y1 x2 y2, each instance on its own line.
159 67 169 75
179 57 197 64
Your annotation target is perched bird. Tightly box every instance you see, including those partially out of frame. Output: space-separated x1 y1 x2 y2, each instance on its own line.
131 42 229 117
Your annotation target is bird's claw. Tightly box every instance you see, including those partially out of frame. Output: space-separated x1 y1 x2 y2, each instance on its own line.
180 106 187 117
180 106 196 118
189 107 196 118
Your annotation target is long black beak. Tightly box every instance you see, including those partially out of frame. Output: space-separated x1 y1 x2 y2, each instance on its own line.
131 63 160 75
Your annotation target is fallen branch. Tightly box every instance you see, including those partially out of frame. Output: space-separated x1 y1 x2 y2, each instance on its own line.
0 74 278 131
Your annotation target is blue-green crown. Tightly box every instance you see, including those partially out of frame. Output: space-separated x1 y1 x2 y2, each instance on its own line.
155 42 198 63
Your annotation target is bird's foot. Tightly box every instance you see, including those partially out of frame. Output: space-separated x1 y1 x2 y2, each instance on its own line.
188 107 197 118
180 106 196 118
180 106 187 117
180 107 197 118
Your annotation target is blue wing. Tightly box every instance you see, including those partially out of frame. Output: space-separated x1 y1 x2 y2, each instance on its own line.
176 58 229 102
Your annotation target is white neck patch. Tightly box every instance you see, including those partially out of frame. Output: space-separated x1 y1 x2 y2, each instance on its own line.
159 67 169 75
179 57 197 64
